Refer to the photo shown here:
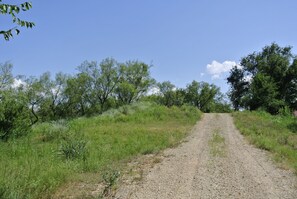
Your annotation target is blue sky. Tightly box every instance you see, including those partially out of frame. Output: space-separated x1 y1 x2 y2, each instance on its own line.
1 0 297 93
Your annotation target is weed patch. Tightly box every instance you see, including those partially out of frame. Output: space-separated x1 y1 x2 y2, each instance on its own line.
99 170 120 198
208 129 226 157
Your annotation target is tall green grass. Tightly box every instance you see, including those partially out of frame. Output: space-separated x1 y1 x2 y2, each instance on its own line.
0 102 201 198
233 111 297 173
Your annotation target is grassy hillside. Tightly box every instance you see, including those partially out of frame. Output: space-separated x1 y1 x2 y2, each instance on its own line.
233 111 297 173
0 102 201 199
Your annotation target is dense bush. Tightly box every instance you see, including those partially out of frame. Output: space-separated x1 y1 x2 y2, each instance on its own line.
0 91 31 141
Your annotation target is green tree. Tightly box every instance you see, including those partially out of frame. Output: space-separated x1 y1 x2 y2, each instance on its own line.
0 0 35 40
0 62 13 89
30 72 68 121
227 66 249 110
227 43 297 114
0 63 31 141
77 58 120 113
116 61 155 105
185 81 220 112
157 81 176 107
198 82 220 112
173 88 186 106
284 59 297 110
49 72 69 118
24 76 45 124
250 73 283 114
185 81 201 107
0 90 31 141
208 91 231 113
64 73 91 116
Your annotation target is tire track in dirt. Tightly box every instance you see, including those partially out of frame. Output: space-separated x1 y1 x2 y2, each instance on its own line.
115 113 297 199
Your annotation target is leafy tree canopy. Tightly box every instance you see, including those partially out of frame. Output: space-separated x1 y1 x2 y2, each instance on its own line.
185 80 221 112
227 43 297 114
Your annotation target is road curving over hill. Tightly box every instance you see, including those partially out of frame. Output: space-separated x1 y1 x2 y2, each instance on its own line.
115 113 297 199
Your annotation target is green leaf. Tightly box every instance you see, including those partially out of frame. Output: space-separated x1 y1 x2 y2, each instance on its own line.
15 6 20 14
20 2 32 11
0 4 8 13
15 29 20 35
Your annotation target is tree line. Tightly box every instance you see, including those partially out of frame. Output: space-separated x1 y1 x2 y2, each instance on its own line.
227 43 297 114
0 58 229 141
2 43 296 141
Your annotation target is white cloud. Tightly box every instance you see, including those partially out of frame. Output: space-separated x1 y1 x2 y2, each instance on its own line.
206 60 237 79
244 74 253 82
12 79 26 88
147 86 160 95
200 73 205 77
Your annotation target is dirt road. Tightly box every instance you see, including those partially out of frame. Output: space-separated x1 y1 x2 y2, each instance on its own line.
115 113 297 199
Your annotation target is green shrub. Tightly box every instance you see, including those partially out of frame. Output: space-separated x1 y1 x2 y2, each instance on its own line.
279 106 292 117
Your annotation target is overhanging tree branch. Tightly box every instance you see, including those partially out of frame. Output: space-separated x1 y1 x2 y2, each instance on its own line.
0 0 35 41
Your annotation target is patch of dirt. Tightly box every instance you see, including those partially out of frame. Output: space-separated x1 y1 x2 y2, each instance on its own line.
53 173 104 199
115 113 297 199
53 154 167 199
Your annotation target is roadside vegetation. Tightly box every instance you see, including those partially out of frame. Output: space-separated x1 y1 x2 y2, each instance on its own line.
227 43 297 114
0 102 201 198
233 111 297 173
228 43 297 173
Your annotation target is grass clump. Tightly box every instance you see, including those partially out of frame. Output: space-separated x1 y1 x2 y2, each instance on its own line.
99 170 121 198
59 138 88 160
208 129 226 157
233 111 297 172
0 102 201 198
